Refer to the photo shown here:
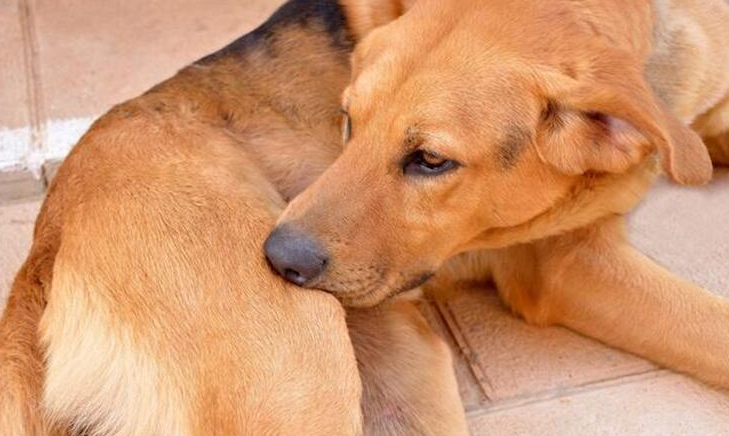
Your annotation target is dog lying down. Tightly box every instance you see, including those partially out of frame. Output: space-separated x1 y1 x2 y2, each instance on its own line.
266 0 729 388
0 0 469 435
2 0 729 434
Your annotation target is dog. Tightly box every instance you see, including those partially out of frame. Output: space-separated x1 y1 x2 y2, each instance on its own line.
267 0 729 388
0 0 468 434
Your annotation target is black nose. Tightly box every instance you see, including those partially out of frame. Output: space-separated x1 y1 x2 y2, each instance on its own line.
264 224 329 286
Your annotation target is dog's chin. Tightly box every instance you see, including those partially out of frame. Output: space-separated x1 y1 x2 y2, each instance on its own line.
320 271 435 308
337 287 396 308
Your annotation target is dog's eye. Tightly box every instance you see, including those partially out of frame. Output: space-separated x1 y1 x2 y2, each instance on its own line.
402 150 459 176
340 109 352 144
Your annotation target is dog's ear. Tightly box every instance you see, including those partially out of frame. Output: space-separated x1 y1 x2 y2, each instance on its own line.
341 0 417 40
535 52 712 185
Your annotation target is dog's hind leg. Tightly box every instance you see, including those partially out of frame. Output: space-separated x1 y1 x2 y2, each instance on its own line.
347 299 469 436
0 267 67 436
491 215 729 388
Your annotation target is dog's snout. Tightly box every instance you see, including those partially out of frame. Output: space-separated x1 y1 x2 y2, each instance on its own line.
264 224 328 287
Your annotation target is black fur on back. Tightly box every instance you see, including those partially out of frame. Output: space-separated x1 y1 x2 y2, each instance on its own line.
196 0 353 64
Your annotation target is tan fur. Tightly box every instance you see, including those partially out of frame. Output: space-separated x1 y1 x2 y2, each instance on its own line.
0 8 467 436
276 0 729 387
349 300 468 436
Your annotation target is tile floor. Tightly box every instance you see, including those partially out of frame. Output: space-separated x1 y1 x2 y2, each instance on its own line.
1 0 728 434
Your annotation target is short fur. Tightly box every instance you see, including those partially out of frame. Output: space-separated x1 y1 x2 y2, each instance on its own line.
0 0 468 434
275 0 729 387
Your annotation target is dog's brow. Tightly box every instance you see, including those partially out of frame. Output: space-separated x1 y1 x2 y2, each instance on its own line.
404 127 420 149
497 126 531 169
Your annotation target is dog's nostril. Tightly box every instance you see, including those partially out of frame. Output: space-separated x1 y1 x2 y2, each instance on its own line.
264 223 329 287
284 268 307 286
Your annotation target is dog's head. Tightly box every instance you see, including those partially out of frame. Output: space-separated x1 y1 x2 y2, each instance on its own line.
265 0 712 306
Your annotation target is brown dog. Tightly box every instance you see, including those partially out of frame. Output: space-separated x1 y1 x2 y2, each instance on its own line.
0 1 468 434
268 0 729 388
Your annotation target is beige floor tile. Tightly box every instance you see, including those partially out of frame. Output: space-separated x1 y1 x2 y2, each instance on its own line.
32 0 282 120
467 373 729 436
0 0 31 129
440 287 655 402
0 197 41 312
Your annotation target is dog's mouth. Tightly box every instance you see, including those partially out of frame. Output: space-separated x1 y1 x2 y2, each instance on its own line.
316 271 435 307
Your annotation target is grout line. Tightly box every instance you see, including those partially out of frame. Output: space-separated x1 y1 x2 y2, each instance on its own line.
0 117 95 203
18 0 46 177
465 368 670 419
422 297 490 410
435 298 494 401
0 118 95 166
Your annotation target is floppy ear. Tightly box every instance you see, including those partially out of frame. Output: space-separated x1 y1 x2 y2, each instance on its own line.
535 54 712 185
341 0 417 40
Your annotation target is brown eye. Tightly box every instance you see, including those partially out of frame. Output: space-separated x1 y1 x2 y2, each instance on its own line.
402 150 460 176
420 151 445 166
340 109 351 144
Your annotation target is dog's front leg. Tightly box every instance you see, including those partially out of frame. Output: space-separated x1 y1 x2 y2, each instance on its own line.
347 299 469 436
492 215 729 388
